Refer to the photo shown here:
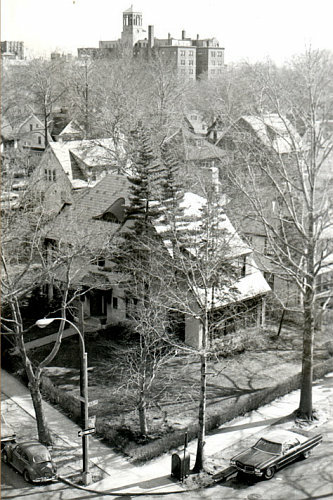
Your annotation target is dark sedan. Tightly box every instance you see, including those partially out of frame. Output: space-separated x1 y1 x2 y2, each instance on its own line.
2 440 57 483
230 429 322 479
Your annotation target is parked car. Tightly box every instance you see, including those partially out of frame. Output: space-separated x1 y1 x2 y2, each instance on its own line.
1 414 16 449
2 440 57 483
230 429 322 479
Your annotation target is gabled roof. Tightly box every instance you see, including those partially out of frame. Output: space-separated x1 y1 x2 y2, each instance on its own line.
46 173 130 248
168 128 226 162
58 120 85 138
48 137 126 186
217 114 302 154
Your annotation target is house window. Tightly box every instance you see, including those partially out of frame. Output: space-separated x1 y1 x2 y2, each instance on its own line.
52 169 57 181
48 170 52 181
44 168 48 180
30 124 33 131
38 136 42 145
113 297 118 309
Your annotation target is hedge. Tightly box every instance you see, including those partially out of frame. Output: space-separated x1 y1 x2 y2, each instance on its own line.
39 357 333 463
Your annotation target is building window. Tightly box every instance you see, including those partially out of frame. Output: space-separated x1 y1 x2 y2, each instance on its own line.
189 50 194 56
212 60 216 65
189 59 194 65
113 297 118 309
211 51 216 57
180 50 186 57
189 69 193 74
217 51 223 57
181 59 185 65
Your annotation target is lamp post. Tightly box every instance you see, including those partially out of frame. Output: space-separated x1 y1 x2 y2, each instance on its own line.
35 317 92 485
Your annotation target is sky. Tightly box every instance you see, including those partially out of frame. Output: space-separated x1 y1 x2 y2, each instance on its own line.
1 0 333 64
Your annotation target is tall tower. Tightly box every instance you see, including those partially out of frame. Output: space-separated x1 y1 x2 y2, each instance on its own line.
121 6 145 47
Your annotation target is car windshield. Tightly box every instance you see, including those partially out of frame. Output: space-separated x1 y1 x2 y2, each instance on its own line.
254 438 282 454
32 450 51 463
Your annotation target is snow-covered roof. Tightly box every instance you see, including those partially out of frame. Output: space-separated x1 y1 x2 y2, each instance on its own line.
241 114 301 154
49 137 126 185
58 120 84 138
155 192 251 259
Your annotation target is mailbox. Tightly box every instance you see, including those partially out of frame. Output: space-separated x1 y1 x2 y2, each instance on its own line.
171 452 190 480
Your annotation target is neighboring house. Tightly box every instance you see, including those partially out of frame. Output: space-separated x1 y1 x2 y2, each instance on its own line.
28 137 128 213
215 114 303 306
185 111 208 136
216 114 301 155
15 113 52 153
165 127 227 195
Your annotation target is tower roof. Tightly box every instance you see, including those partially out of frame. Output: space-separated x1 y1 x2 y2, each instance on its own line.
123 5 141 14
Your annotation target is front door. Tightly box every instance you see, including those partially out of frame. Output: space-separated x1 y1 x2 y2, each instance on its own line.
89 290 107 317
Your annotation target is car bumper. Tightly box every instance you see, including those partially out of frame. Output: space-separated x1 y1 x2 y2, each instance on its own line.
234 466 263 477
31 475 57 483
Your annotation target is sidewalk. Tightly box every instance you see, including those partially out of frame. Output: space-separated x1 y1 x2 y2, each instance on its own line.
1 368 332 496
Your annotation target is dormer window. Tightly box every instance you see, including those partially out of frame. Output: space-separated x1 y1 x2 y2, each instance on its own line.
93 197 125 224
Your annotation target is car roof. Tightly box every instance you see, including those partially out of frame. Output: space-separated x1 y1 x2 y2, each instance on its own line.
17 441 49 452
261 429 307 444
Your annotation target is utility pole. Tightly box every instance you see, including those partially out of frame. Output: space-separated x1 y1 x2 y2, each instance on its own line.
84 57 89 139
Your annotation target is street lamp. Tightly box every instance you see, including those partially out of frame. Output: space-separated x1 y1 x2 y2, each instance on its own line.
35 317 92 485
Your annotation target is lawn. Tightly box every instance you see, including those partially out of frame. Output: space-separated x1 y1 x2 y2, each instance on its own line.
30 320 332 456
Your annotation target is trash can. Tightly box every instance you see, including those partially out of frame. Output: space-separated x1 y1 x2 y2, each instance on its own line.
171 452 190 480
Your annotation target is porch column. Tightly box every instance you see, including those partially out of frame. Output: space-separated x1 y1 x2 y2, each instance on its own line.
261 297 266 328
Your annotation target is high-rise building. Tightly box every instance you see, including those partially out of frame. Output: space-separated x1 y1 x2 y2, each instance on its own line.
77 7 225 79
1 41 24 60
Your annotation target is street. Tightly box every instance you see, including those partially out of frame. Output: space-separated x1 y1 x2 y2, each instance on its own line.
1 373 333 499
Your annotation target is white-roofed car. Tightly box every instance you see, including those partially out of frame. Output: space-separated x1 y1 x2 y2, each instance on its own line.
2 440 57 483
230 429 322 480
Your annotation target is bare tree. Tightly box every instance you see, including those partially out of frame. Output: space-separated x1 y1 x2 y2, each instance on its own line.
222 49 333 420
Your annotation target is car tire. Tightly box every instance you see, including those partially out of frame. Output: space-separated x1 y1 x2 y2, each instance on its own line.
23 470 32 483
264 466 275 480
303 450 311 459
2 452 8 464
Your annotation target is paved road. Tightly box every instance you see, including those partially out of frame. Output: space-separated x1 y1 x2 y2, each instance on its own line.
1 373 333 499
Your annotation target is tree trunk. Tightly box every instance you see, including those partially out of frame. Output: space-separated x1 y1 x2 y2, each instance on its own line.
298 288 315 419
27 371 52 445
193 318 207 472
138 397 148 436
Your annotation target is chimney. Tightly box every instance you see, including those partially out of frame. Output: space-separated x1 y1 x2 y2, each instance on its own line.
148 25 154 49
197 34 199 41
168 33 171 44
182 30 186 40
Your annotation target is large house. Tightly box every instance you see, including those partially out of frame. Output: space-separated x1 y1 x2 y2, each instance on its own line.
44 173 270 348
